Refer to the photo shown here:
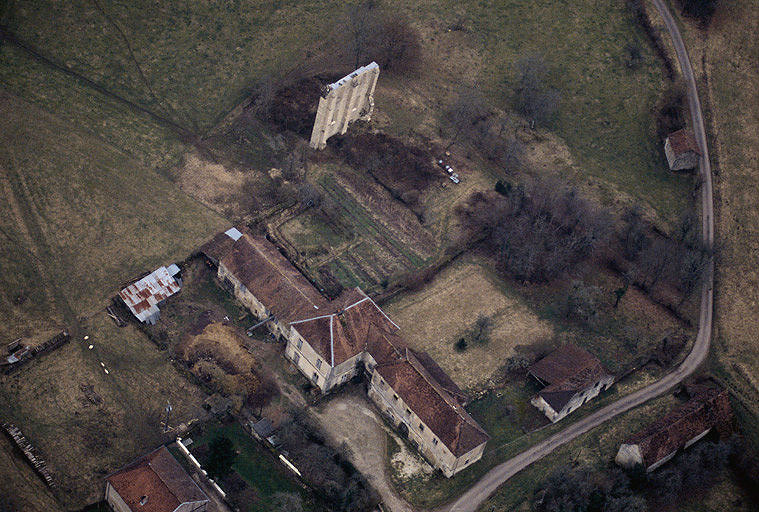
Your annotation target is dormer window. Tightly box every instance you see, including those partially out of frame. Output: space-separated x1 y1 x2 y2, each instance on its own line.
139 495 149 506
296 338 303 349
316 359 322 369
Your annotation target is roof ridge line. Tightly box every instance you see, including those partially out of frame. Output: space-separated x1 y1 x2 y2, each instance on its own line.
247 235 321 309
330 316 335 367
290 313 335 325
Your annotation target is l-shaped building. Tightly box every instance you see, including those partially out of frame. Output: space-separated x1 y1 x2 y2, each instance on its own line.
200 228 489 477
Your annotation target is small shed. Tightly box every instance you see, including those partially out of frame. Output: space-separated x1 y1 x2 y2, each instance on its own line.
119 267 181 324
204 394 232 416
664 129 700 170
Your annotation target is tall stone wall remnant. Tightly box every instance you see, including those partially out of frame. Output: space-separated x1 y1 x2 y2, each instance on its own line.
309 62 379 149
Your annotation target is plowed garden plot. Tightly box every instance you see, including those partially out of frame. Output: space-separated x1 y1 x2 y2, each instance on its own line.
279 171 435 293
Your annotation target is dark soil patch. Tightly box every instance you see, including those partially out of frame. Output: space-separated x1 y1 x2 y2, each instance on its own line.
267 74 340 136
330 132 443 204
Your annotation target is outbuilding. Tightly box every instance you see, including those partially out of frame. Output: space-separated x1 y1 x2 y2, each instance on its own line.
664 128 701 170
105 446 209 512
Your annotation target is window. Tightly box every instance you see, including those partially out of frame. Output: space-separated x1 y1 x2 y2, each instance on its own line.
296 338 303 349
406 408 411 416
393 394 398 401
465 459 470 465
433 438 438 446
312 372 319 384
419 424 424 432
316 359 322 370
293 353 300 365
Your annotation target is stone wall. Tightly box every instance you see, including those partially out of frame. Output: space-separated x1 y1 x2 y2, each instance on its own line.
309 62 379 149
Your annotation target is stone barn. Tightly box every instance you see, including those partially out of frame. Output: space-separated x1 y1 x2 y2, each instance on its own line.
199 229 490 477
309 62 380 149
105 446 208 512
664 128 701 170
528 344 615 423
615 388 732 472
286 287 488 477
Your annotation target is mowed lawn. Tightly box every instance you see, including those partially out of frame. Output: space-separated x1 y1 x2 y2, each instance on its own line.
384 258 554 390
0 91 226 325
0 313 208 509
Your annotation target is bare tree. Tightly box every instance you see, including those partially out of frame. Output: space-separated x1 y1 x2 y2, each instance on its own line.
472 314 494 344
271 492 304 512
297 182 322 210
445 86 490 149
251 75 277 121
344 1 379 69
513 53 560 128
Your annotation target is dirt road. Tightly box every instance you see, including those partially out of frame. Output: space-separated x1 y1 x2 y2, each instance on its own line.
443 1 715 510
310 392 417 512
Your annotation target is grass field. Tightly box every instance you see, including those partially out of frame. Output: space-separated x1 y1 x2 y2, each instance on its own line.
698 1 759 444
0 91 226 336
191 422 319 512
371 0 693 223
384 258 555 389
0 313 208 509
1 0 351 132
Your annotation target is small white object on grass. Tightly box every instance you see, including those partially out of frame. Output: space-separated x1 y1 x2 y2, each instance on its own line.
84 335 89 340
100 361 105 367
88 345 93 350
104 368 109 375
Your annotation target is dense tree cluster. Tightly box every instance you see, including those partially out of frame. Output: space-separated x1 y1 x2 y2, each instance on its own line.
678 0 719 25
445 87 524 172
534 438 754 512
457 179 611 283
620 208 709 302
341 1 422 73
278 413 379 511
512 53 561 128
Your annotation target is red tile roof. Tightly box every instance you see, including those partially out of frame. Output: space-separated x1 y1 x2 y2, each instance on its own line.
219 233 328 323
529 344 612 412
290 288 399 365
106 446 207 512
667 128 701 156
624 388 732 469
376 350 489 456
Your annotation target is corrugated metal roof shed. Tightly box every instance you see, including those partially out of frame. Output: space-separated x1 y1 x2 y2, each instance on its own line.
119 267 180 322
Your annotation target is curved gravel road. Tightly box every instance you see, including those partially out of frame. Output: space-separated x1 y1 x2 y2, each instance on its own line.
444 2 715 511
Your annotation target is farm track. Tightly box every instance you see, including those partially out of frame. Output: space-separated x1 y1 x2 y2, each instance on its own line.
0 25 218 159
441 1 715 510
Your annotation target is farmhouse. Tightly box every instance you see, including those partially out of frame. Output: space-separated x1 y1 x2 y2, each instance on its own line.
287 288 487 476
208 229 327 339
615 388 732 472
528 344 614 423
118 266 182 325
105 446 209 512
664 128 701 170
309 62 380 149
200 229 489 476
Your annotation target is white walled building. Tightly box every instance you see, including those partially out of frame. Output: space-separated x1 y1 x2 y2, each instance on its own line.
528 344 614 423
200 229 489 477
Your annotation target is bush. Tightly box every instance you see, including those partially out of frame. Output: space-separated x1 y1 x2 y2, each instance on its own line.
454 338 468 352
206 435 237 479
